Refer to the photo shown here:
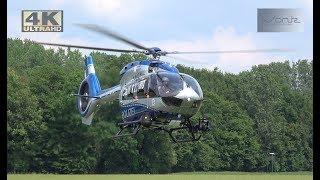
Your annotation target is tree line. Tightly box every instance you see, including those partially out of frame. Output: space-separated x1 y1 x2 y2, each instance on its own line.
7 38 313 173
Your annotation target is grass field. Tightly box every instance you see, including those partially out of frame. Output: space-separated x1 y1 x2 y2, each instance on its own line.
8 172 312 180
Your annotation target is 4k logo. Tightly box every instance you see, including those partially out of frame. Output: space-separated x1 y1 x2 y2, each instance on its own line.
22 10 63 32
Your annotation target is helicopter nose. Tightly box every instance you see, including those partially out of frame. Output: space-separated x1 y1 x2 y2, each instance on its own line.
175 87 203 111
160 85 203 115
175 87 202 101
168 87 202 116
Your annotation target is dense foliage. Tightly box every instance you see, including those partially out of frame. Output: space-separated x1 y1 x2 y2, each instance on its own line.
7 38 313 173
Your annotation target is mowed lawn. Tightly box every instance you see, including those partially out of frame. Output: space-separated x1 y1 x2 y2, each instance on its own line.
8 172 312 180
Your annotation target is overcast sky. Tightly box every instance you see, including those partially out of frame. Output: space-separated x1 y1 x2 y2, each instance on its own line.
7 0 313 73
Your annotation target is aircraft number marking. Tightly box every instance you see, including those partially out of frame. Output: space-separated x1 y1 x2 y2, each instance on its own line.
122 107 136 119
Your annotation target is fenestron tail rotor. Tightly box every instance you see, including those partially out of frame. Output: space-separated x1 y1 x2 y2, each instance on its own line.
34 23 295 61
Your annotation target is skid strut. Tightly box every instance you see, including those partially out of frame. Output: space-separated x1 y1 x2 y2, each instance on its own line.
162 118 212 143
112 116 212 142
113 124 141 138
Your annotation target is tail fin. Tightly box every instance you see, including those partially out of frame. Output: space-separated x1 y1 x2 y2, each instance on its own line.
85 56 101 96
77 55 101 125
76 55 121 125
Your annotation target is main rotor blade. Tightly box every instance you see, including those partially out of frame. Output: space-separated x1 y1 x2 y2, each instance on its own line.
34 42 144 53
75 23 149 51
165 54 208 64
165 48 295 55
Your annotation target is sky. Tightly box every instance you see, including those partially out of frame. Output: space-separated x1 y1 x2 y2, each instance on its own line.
7 0 313 74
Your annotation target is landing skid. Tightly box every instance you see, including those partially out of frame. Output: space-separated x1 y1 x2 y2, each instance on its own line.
113 124 141 138
160 118 211 143
112 117 212 142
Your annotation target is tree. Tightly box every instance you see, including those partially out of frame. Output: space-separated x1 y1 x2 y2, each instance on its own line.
7 68 47 172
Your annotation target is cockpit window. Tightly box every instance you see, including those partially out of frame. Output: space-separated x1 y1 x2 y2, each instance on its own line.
181 74 203 98
156 72 183 97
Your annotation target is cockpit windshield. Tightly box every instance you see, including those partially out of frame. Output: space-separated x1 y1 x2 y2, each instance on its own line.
149 72 183 97
181 74 203 98
157 72 183 97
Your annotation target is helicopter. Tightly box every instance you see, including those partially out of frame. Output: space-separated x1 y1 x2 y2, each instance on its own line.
36 24 293 142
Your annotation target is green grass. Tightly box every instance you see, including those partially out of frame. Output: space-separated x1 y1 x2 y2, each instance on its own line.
8 172 312 180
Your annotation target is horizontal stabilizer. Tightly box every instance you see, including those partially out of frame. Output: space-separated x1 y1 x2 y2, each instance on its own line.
72 93 100 99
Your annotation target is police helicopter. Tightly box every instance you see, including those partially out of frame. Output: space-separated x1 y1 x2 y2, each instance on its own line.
36 24 293 142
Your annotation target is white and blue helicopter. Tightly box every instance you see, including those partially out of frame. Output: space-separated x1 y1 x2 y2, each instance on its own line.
36 24 293 142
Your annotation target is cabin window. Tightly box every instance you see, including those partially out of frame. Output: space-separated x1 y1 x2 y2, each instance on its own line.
148 89 156 98
121 76 156 99
145 74 159 98
122 84 134 100
137 89 145 98
122 79 149 100
138 78 156 98
122 87 133 100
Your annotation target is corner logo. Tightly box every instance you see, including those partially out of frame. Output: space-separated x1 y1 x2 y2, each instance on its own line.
263 16 301 25
257 9 303 32
22 10 63 32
